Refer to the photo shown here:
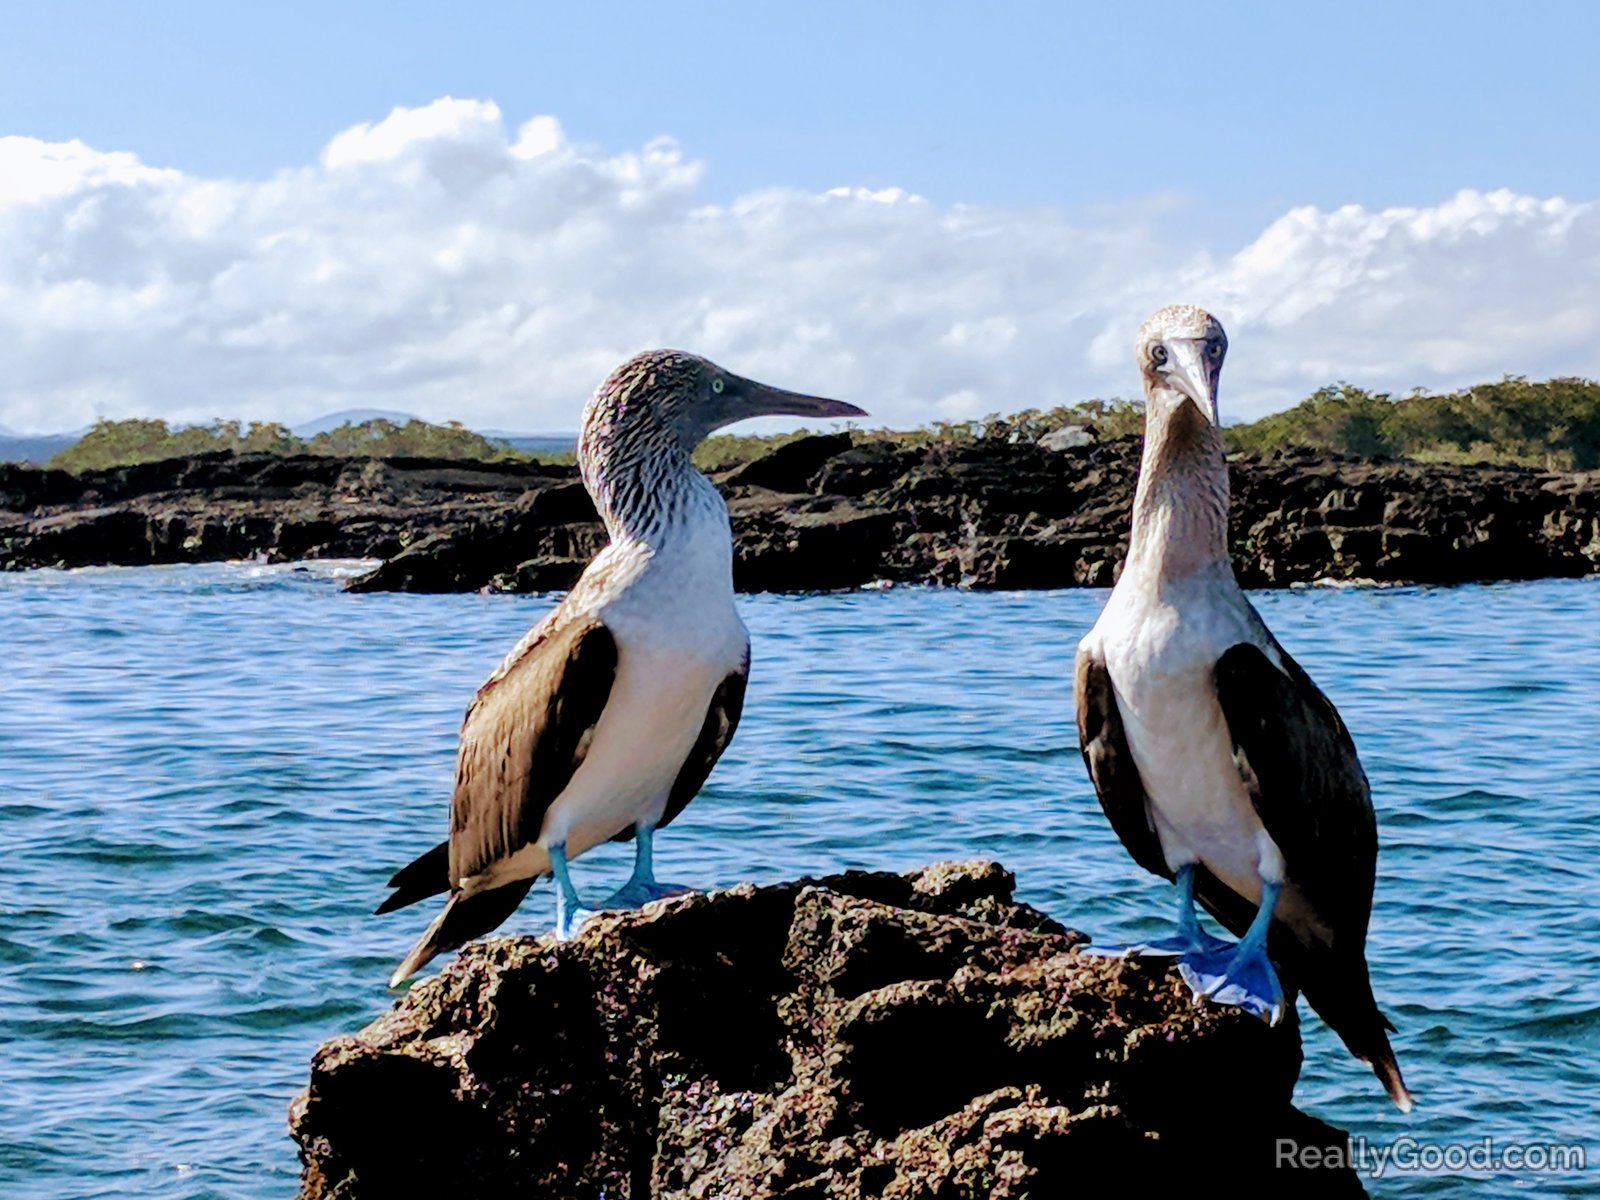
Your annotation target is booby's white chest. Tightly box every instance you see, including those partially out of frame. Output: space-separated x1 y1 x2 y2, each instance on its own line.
539 504 749 855
597 504 748 665
1084 571 1284 898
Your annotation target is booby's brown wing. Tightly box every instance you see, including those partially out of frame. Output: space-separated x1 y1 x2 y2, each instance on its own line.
1211 638 1411 1111
379 609 619 986
448 612 619 884
1212 641 1377 939
658 646 750 832
1075 647 1172 881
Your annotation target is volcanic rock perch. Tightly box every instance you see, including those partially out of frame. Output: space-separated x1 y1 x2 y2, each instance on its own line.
290 861 1365 1198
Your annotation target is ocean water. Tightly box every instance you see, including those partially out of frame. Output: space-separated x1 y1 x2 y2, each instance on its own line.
1 564 1596 1199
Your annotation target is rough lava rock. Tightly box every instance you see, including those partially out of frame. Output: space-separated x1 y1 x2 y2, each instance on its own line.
290 861 1365 1198
4 436 1592 592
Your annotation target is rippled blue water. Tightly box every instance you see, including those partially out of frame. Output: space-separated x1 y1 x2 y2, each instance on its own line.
2 565 1597 1198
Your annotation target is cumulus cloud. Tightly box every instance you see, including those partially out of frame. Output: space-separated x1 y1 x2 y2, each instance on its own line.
1 98 1597 433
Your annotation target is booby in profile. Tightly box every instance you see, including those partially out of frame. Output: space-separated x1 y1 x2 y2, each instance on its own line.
379 350 864 986
1075 305 1412 1110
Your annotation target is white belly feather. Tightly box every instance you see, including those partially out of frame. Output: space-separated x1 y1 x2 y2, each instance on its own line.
539 510 747 863
539 640 729 856
1084 572 1285 902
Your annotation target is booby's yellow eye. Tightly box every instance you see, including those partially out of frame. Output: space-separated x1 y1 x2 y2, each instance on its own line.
1208 341 1223 360
711 378 725 394
1150 345 1168 366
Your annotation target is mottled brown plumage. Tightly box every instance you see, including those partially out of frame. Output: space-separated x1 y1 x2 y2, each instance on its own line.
449 613 618 885
379 349 861 986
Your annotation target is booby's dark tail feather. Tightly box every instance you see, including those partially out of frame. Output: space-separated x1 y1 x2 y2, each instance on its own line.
1192 868 1412 1111
1369 1041 1413 1114
1337 1009 1412 1113
387 878 534 989
1301 953 1414 1114
375 841 451 914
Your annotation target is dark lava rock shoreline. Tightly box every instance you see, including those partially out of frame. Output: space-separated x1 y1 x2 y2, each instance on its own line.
290 861 1366 1198
2 434 1595 592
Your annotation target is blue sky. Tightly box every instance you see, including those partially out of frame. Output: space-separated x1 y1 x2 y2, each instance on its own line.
1 2 1598 431
7 1 1595 240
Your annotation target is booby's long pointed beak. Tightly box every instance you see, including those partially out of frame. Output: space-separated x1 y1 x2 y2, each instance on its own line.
1167 342 1220 425
730 375 867 422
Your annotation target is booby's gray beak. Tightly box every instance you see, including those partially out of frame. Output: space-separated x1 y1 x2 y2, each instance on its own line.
723 374 867 423
1166 341 1220 424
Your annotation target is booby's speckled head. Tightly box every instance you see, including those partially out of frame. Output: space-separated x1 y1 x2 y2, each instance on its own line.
1136 305 1228 424
580 350 864 464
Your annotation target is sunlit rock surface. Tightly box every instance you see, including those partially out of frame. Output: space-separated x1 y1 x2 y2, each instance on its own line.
290 861 1364 1198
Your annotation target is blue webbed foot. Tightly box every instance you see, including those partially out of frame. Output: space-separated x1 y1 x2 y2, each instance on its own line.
1178 940 1286 1025
598 877 692 911
1178 878 1286 1025
596 824 692 913
1082 864 1234 959
1077 942 1143 958
554 897 596 941
1082 926 1237 959
1140 927 1238 956
548 841 595 941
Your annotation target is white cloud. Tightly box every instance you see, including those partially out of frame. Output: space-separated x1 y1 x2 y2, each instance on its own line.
1 100 1597 434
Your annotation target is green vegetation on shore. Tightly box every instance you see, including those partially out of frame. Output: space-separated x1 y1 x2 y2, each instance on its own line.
692 399 1148 470
43 376 1600 473
694 377 1600 471
1225 377 1600 470
49 418 532 473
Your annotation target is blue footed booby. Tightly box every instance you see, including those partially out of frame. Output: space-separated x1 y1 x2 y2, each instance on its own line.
379 350 864 986
1075 305 1412 1111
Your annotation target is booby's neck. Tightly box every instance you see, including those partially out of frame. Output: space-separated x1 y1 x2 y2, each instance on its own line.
579 429 726 548
1125 391 1232 586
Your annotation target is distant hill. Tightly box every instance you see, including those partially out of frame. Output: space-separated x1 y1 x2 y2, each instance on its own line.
290 409 419 437
291 413 575 455
0 430 81 463
487 434 577 456
0 411 578 466
43 416 541 472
